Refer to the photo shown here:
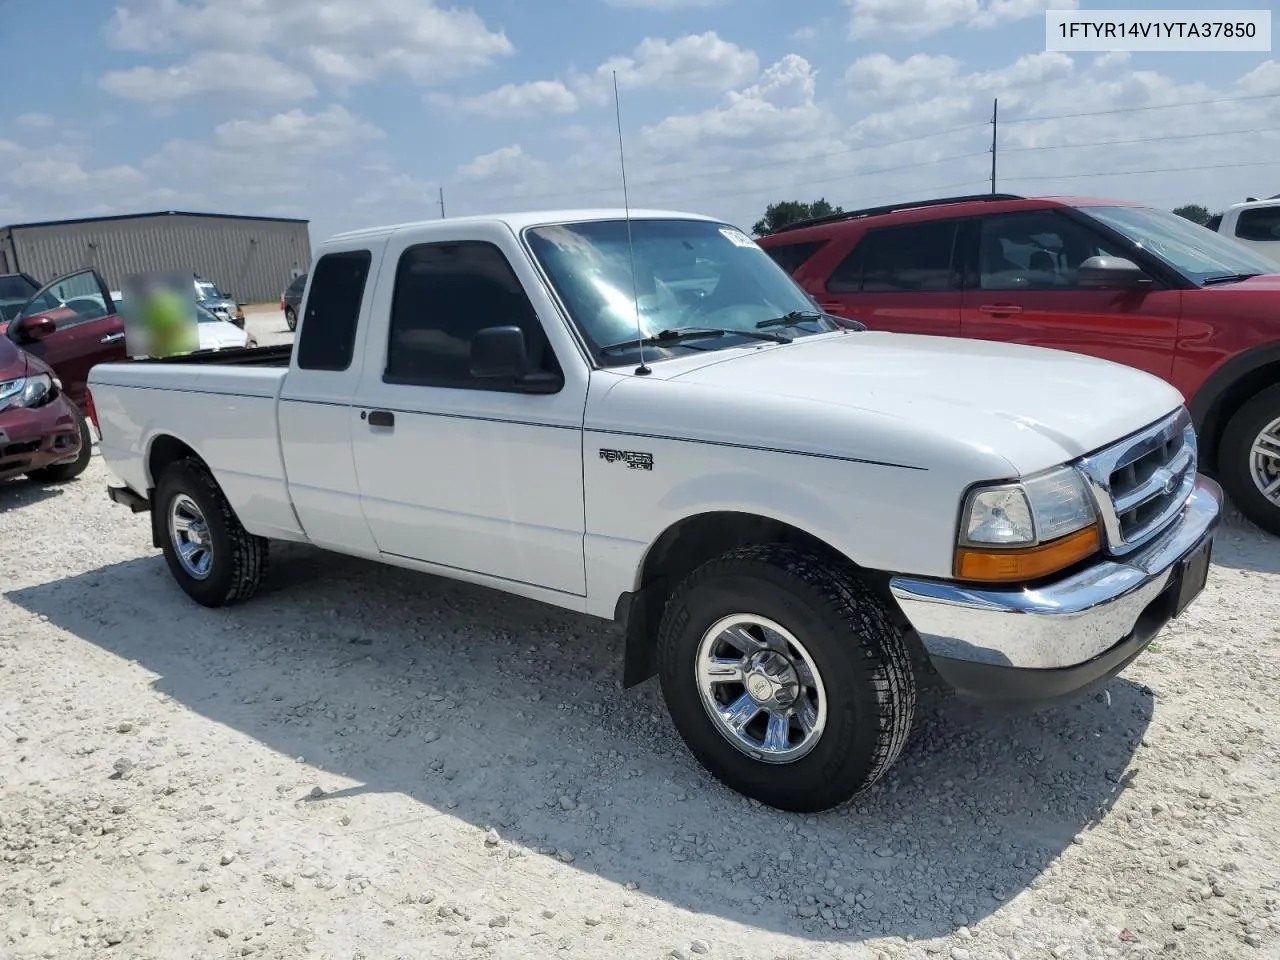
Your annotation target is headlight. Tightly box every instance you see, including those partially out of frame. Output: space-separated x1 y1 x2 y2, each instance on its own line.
0 373 55 412
956 465 1100 583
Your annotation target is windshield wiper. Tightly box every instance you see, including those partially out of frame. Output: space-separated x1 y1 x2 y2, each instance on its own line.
755 310 843 331
1202 273 1263 286
600 326 790 355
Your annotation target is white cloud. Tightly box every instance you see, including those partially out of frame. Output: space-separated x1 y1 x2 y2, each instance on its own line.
791 26 818 41
16 113 55 129
4 158 146 195
433 80 580 119
845 0 1078 40
847 51 1072 105
106 0 512 87
101 52 317 103
211 106 384 152
1238 60 1280 95
641 55 825 151
595 32 759 93
456 145 541 183
435 32 758 120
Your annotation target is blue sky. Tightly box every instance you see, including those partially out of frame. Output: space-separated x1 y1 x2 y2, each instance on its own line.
1 0 1278 242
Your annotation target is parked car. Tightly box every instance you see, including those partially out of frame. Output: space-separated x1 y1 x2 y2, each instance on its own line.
1207 197 1280 266
194 275 246 329
280 273 306 331
0 269 126 410
0 272 41 324
757 193 1280 537
0 333 91 484
88 209 1220 813
112 292 257 352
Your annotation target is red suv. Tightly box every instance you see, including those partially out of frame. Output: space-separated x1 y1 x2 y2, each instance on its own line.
758 193 1280 537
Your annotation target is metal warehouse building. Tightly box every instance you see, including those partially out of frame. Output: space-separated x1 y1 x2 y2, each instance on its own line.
0 211 312 304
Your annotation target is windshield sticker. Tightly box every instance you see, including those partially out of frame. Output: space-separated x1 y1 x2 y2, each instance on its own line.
719 227 758 249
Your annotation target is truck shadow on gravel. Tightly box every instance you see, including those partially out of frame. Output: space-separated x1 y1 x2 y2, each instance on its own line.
0 478 68 514
7 545 1155 944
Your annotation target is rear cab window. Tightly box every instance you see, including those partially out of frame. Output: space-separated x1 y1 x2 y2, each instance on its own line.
1235 206 1280 242
295 250 372 371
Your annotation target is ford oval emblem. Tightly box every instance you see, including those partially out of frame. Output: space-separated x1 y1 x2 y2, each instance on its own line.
1163 474 1178 496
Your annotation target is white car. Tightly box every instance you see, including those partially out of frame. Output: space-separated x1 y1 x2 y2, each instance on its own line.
109 292 255 352
87 209 1221 812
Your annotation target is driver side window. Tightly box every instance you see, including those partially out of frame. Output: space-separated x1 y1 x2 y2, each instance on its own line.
20 271 109 327
978 212 1117 291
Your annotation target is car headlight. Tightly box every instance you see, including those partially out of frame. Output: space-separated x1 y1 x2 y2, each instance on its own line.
0 373 55 412
956 465 1100 583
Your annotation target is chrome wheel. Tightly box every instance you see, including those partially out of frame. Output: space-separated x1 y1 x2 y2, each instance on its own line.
169 493 214 580
695 614 827 764
1249 414 1280 505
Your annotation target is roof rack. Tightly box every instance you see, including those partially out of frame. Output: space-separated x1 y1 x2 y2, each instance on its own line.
772 193 1025 234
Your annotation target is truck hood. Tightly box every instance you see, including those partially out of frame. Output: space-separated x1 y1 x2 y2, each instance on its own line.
641 331 1184 476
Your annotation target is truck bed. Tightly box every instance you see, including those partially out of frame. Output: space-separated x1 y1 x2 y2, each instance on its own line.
88 351 303 543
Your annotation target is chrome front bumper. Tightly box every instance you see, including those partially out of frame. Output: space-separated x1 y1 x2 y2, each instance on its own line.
889 475 1222 701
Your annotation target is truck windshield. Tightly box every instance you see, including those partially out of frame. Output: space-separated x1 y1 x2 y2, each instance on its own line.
1082 204 1277 284
525 218 830 367
195 281 224 300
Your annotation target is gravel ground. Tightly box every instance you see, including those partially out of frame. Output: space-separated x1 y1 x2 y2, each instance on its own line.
2 325 1278 959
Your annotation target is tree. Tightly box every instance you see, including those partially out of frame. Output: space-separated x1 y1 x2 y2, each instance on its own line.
1172 204 1212 226
752 199 844 237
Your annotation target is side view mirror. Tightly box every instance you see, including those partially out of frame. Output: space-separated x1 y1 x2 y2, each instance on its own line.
1077 256 1152 290
469 325 561 394
15 313 57 343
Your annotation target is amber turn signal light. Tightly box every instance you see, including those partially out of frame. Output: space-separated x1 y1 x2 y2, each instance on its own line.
954 525 1101 584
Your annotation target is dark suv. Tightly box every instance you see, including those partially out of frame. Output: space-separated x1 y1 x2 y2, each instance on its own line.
280 273 306 331
756 193 1280 536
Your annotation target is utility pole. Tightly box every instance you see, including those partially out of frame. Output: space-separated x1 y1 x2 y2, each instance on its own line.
990 98 999 195
438 187 446 219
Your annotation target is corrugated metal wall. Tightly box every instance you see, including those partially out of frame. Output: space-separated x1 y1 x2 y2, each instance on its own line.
4 214 312 303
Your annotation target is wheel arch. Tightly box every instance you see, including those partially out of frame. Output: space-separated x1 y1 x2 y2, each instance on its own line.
144 432 210 548
1189 343 1280 469
613 509 908 688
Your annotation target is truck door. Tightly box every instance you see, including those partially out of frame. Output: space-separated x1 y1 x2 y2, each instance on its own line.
278 243 384 557
7 269 125 408
350 223 588 597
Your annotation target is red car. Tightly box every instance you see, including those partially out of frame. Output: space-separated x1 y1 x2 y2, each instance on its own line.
0 268 126 410
757 193 1280 536
0 332 91 484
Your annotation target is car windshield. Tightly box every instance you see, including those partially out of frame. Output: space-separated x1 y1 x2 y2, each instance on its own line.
195 280 224 300
524 218 830 367
1081 204 1277 284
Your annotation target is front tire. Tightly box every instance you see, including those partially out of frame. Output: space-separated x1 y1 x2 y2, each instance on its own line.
1218 384 1280 537
656 544 916 812
155 457 268 607
26 405 92 484
284 306 297 332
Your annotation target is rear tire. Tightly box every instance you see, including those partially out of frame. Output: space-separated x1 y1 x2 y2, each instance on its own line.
1218 384 1280 537
26 405 92 484
284 306 297 332
656 543 916 812
155 457 268 607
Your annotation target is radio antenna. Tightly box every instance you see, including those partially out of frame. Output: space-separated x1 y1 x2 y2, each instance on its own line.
613 70 650 376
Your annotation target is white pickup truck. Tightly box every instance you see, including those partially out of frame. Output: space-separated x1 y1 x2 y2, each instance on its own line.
88 209 1222 812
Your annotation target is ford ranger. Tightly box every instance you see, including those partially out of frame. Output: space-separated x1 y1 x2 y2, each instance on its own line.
87 209 1222 812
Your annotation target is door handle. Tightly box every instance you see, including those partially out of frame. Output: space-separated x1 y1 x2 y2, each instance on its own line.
101 332 125 343
978 304 1022 316
366 410 395 428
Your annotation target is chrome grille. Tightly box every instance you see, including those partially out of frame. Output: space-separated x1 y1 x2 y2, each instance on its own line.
1077 408 1197 555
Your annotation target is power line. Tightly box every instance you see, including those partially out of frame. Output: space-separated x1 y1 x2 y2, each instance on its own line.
1002 124 1280 153
449 121 988 207
1001 91 1280 125
1002 157 1280 184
